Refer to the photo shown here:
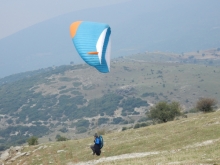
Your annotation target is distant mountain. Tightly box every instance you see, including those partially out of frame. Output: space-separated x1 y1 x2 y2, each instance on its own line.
0 0 220 78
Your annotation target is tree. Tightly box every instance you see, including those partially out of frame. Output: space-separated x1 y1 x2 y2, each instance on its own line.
196 98 217 112
148 101 182 123
27 136 38 145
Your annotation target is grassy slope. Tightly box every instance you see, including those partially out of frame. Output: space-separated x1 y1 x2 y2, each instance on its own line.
7 110 220 165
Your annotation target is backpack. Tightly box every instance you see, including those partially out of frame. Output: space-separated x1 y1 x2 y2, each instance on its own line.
99 135 104 149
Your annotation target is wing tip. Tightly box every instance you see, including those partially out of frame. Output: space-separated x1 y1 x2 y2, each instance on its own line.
70 21 82 38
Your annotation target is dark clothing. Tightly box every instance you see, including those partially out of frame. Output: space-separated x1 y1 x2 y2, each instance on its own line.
90 144 101 156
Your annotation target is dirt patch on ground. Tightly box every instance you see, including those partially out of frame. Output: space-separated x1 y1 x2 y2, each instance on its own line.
67 152 160 165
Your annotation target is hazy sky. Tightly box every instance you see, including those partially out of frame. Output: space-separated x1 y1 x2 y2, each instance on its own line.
0 0 130 39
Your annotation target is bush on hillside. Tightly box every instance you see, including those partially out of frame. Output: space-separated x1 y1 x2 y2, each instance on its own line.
133 122 149 129
76 127 87 134
196 98 217 112
59 127 68 133
122 126 133 131
97 129 106 135
148 101 182 123
141 92 156 97
27 136 38 145
122 127 127 131
56 135 69 141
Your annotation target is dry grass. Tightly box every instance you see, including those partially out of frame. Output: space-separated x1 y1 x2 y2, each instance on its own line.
6 110 220 165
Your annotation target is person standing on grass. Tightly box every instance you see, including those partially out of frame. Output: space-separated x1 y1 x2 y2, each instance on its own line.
90 133 101 156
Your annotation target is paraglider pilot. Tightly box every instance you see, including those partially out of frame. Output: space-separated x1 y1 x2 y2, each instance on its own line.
90 133 101 155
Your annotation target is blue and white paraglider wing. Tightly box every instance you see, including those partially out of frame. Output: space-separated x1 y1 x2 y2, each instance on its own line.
70 21 111 73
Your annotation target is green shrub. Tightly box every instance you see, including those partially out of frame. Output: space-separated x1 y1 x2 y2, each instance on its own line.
56 135 69 141
122 127 127 131
133 123 149 129
27 136 38 145
134 123 140 129
196 98 218 112
148 101 182 123
140 123 148 127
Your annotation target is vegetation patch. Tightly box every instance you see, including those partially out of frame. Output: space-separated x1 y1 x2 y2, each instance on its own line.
76 93 123 118
98 118 110 125
73 82 82 87
120 97 149 116
148 101 182 123
76 127 88 134
141 92 157 97
58 77 73 82
0 125 49 151
112 117 124 124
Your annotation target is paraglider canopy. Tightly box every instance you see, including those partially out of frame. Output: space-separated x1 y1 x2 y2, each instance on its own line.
70 21 111 73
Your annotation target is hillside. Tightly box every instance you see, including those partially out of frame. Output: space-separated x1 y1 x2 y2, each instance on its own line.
0 49 220 151
1 109 220 164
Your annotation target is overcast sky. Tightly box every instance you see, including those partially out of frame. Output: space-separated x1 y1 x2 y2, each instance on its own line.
0 0 130 39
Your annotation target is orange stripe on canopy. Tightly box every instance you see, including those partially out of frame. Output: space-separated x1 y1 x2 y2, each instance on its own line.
70 21 82 38
88 51 99 55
